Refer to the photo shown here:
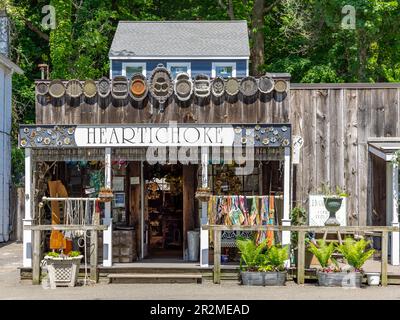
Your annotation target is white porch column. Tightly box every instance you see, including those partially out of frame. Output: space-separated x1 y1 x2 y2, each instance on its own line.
23 148 33 268
103 147 113 267
390 162 399 265
200 147 209 267
281 146 291 246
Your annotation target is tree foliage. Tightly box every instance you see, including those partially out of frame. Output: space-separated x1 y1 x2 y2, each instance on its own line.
1 0 399 184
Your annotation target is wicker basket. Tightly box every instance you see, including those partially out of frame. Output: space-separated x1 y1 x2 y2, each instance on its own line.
44 255 83 287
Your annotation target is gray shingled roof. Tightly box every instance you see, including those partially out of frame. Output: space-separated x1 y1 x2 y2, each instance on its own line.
109 21 250 58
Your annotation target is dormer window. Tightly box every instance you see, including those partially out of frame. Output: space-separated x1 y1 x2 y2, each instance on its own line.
212 62 236 78
167 62 191 79
122 62 146 78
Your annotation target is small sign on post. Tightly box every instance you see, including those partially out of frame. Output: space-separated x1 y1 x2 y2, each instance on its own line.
308 195 347 226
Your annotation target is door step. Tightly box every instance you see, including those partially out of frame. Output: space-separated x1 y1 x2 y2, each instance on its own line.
108 273 202 284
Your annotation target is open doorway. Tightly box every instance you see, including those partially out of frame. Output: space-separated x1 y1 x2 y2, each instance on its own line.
144 163 183 258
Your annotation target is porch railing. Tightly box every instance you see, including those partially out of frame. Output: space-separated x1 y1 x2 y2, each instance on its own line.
202 224 400 286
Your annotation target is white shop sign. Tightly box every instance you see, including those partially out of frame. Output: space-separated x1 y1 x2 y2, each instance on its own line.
308 195 347 226
74 126 235 147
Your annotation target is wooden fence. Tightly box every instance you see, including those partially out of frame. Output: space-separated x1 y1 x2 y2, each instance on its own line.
203 224 400 286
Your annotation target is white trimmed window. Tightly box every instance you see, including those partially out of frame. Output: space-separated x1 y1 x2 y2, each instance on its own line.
167 62 191 78
122 62 146 78
212 62 236 78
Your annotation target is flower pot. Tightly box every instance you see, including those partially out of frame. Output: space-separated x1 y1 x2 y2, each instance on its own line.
317 271 362 288
264 271 287 286
293 249 314 268
366 272 380 286
44 255 83 287
323 197 343 226
240 271 264 286
221 254 229 264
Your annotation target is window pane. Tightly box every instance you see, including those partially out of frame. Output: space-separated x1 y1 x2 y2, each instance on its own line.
126 66 143 79
170 66 188 78
216 66 233 78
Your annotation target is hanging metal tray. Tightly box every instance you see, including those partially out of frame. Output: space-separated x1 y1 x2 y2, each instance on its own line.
83 79 97 98
129 73 148 101
225 78 239 96
258 76 274 94
97 77 111 98
211 76 225 97
194 74 211 98
239 76 258 97
48 80 65 98
149 64 173 104
112 76 129 99
174 72 193 101
66 79 83 98
274 79 287 93
36 81 49 96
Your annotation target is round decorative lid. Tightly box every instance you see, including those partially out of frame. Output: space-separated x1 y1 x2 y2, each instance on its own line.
97 77 111 98
66 79 83 98
174 73 193 101
48 80 65 98
258 76 274 94
112 76 129 99
239 76 258 97
36 82 49 96
194 74 210 98
83 79 97 98
150 64 173 103
225 78 239 96
211 77 225 97
274 79 287 93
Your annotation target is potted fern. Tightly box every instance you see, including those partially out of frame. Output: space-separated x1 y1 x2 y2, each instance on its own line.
336 238 375 287
236 238 266 286
291 206 314 268
236 238 288 286
259 245 288 286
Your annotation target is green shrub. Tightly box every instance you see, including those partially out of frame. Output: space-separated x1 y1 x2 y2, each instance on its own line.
259 245 288 272
236 238 267 271
308 239 335 268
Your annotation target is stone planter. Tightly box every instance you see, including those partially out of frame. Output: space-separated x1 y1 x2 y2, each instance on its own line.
240 271 287 286
317 271 362 288
323 197 343 226
44 255 83 287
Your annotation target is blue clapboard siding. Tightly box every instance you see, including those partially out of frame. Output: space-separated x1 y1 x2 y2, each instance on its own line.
111 59 248 78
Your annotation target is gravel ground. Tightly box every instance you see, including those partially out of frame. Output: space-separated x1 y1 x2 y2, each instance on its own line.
1 242 400 300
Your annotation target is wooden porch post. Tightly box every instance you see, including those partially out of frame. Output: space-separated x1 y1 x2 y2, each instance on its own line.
90 230 98 282
200 147 209 267
391 162 399 265
213 228 221 284
296 230 305 284
23 148 33 268
282 146 291 245
32 229 41 285
381 230 388 286
103 147 113 267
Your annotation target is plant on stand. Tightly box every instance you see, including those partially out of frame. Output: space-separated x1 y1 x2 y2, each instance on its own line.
320 183 348 226
43 250 83 287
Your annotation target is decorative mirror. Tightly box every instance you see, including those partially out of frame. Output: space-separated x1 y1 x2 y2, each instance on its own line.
112 76 129 99
174 72 193 101
239 76 258 97
48 80 65 98
225 78 239 96
258 76 274 94
83 79 97 98
66 79 83 98
129 73 148 101
211 76 225 97
97 77 111 98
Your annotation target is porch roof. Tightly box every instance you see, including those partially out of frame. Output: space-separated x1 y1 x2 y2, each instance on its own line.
368 137 400 161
